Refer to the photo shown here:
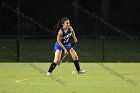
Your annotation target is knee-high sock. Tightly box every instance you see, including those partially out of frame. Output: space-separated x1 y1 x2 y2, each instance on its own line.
74 60 80 72
48 62 57 72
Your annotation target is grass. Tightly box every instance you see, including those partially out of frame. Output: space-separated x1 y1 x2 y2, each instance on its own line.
0 62 140 93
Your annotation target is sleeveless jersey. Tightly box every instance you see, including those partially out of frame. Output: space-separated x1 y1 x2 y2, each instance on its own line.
61 28 72 45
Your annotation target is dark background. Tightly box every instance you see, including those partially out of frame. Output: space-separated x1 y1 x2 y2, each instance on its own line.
0 0 140 62
1 0 140 37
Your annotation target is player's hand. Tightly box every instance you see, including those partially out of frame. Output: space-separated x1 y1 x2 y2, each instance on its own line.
74 38 78 43
64 49 68 55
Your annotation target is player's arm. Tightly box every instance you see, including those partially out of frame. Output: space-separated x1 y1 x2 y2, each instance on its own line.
69 26 78 43
57 30 68 54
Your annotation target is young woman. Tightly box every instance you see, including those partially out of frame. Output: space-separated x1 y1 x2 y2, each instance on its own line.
46 17 86 76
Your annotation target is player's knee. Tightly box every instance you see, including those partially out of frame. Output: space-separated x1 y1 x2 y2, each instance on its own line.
73 55 78 60
76 56 79 60
54 59 60 64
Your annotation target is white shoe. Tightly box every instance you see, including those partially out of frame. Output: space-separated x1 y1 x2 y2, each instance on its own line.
46 72 52 77
78 70 87 74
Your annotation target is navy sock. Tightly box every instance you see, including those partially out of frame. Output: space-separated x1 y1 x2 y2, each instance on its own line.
48 62 57 72
74 60 80 72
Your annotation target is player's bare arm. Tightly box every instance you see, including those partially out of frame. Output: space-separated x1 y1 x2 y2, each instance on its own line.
69 26 78 43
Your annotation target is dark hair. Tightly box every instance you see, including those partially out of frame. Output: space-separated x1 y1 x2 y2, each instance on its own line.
53 17 69 34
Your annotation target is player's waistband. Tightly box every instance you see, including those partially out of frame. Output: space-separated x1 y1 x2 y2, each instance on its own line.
55 42 70 46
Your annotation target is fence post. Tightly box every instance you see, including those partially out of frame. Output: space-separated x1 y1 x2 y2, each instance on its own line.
101 36 105 62
16 0 20 62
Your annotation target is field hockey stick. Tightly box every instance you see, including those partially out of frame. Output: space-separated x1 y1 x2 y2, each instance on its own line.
58 42 75 66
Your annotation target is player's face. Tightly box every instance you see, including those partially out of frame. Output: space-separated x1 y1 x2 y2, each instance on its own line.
63 20 70 28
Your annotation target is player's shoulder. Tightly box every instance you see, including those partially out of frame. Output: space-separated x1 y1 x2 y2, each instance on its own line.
58 29 63 35
68 26 74 32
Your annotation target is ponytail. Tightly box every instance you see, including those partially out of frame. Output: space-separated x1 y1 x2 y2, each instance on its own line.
53 17 69 35
53 20 62 35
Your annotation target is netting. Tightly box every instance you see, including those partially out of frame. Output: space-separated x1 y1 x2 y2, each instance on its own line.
0 0 140 62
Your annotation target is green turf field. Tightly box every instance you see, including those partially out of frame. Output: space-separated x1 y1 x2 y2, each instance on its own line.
0 63 140 93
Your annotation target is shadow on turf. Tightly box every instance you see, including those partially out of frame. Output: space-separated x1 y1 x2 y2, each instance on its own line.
29 63 68 86
97 63 138 86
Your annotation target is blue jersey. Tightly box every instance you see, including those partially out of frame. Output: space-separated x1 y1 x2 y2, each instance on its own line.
54 28 72 52
61 28 72 45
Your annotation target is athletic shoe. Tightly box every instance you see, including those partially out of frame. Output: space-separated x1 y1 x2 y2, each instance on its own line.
46 72 52 77
77 70 87 74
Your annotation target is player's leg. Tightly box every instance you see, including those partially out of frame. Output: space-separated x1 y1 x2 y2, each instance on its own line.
53 50 62 64
69 48 87 74
46 50 62 76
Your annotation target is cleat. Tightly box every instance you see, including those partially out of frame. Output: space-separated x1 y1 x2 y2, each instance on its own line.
77 70 87 74
46 72 52 77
